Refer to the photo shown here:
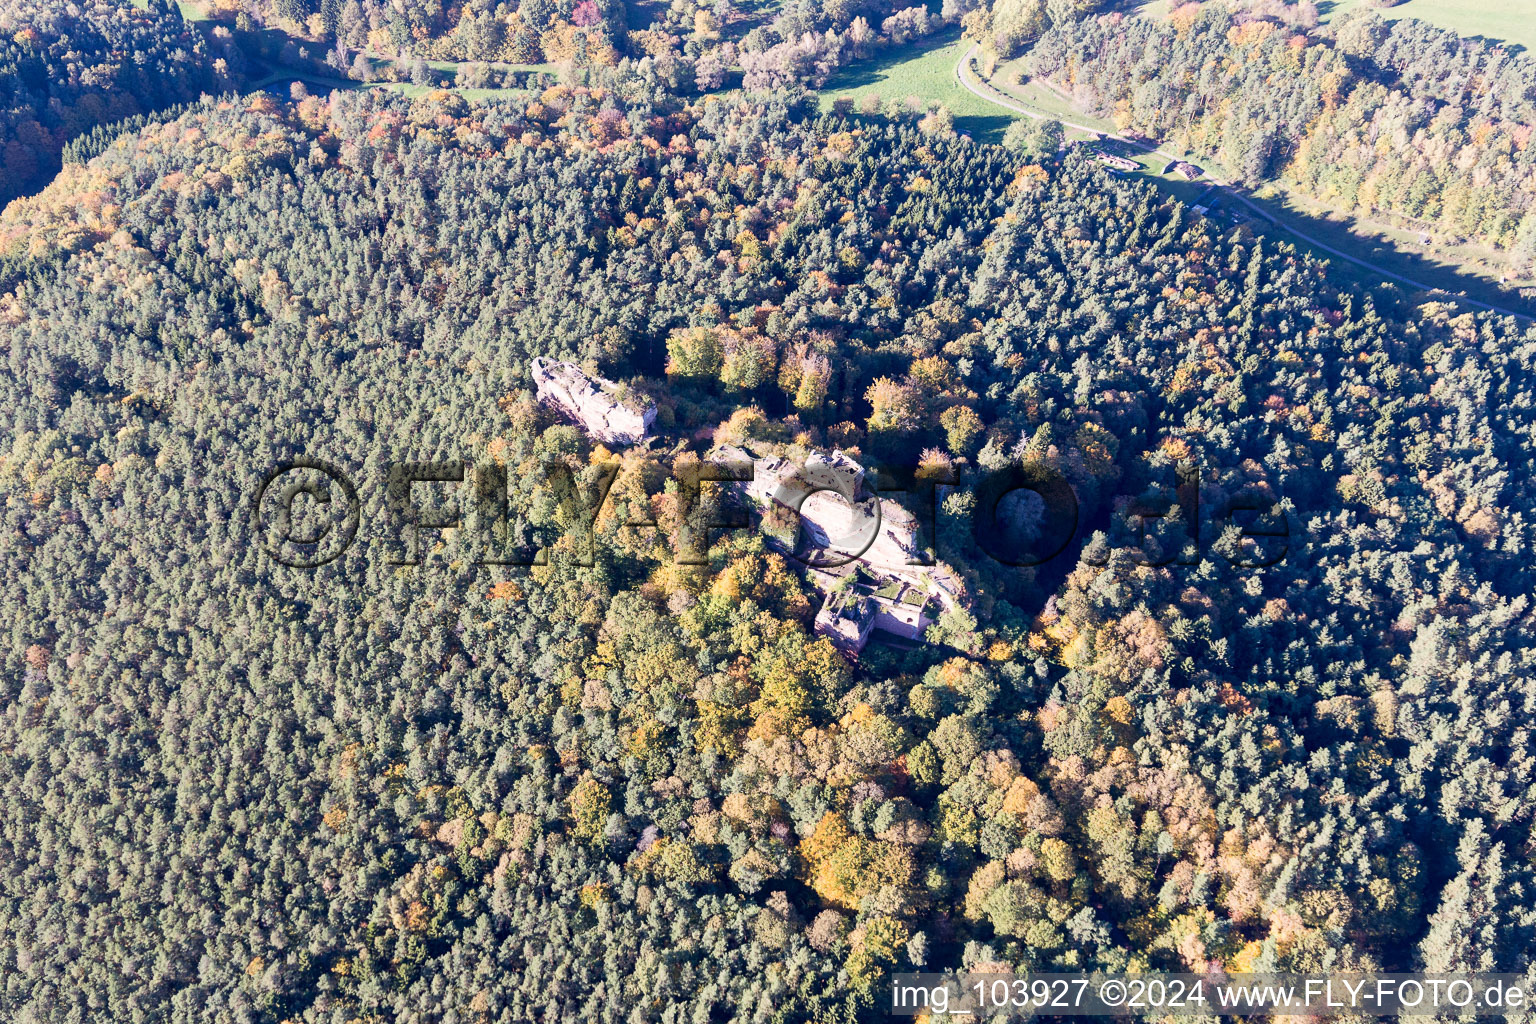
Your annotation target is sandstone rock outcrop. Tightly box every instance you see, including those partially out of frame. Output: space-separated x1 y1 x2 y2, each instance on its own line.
531 358 655 446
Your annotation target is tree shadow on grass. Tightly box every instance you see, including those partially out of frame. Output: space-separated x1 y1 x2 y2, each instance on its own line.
955 113 1012 145
822 26 965 92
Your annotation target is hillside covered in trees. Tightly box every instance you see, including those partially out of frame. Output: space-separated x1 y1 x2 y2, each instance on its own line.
201 0 952 91
1 78 1535 1022
1009 1 1536 273
0 0 242 205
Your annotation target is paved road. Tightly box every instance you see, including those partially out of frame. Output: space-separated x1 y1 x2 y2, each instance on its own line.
955 44 1532 322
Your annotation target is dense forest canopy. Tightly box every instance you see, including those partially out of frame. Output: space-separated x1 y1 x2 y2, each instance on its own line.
202 0 951 91
977 0 1536 272
0 0 242 204
1 77 1535 1021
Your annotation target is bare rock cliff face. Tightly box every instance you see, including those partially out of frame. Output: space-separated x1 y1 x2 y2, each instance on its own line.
531 358 655 446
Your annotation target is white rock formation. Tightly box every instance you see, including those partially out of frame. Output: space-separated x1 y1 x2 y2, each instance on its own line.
531 358 655 446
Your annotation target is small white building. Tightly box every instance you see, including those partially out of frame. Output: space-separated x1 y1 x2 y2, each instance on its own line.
1093 152 1140 173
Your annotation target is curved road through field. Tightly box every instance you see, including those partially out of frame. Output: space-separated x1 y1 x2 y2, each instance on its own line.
955 44 1531 322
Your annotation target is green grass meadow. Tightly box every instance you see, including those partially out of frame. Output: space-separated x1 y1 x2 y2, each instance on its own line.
1321 0 1536 52
819 29 1014 143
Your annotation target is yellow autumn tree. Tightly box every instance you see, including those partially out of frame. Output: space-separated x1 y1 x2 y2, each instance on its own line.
568 775 610 843
799 812 916 911
864 377 919 435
